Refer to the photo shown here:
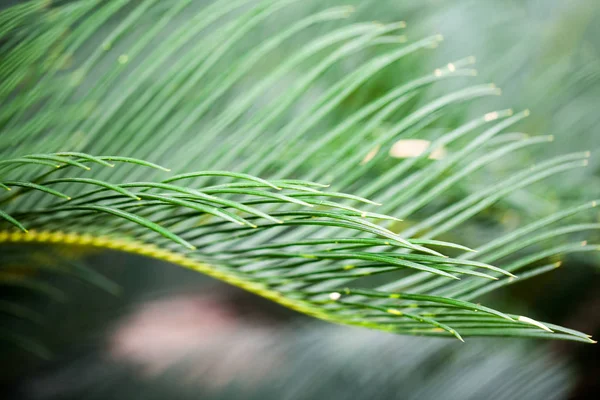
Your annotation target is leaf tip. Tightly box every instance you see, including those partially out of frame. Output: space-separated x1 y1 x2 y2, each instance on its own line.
329 292 341 301
484 111 499 121
341 5 355 16
453 331 465 342
518 316 553 332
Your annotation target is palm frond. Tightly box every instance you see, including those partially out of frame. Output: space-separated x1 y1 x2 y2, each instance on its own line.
0 0 597 352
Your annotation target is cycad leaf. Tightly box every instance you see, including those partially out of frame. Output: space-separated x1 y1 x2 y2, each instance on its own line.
0 0 596 349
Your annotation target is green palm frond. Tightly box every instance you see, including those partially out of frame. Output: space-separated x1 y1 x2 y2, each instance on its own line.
1 0 597 352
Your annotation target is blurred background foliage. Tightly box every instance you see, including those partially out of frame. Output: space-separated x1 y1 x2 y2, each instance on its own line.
1 0 599 398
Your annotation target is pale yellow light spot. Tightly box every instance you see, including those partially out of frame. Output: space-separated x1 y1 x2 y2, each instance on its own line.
447 63 456 72
484 111 499 121
434 69 442 77
118 54 129 64
361 144 380 164
387 308 403 316
329 292 341 301
389 139 446 160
